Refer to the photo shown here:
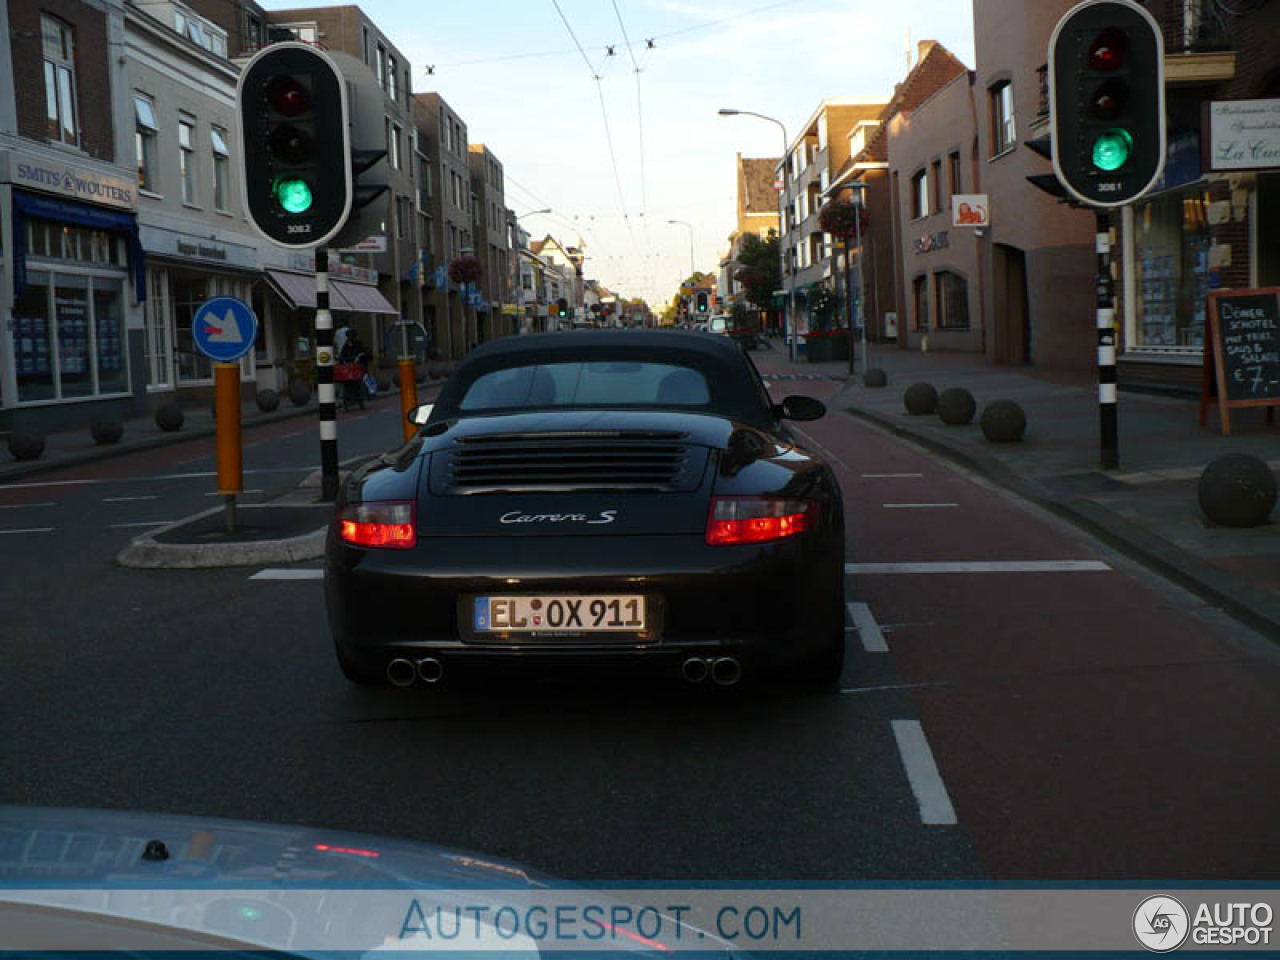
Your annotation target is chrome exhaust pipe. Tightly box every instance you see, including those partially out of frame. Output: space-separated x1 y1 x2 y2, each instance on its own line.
386 658 416 687
681 657 709 683
417 657 444 684
711 657 742 687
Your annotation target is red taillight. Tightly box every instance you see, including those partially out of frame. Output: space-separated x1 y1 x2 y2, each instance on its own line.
339 501 416 549
706 497 812 545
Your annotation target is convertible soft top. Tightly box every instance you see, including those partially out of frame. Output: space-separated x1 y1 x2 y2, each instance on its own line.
431 331 773 428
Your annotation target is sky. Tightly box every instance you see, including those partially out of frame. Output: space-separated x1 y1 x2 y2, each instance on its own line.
259 0 976 306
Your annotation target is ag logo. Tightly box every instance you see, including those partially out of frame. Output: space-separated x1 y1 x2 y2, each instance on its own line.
318 350 332 364
1133 895 1190 952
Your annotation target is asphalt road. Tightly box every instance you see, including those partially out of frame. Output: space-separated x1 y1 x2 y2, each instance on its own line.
2 379 1277 882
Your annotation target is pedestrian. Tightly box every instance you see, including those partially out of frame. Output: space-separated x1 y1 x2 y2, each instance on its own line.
338 330 370 411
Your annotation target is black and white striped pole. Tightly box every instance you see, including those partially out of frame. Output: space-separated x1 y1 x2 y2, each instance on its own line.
1096 211 1118 470
315 246 339 501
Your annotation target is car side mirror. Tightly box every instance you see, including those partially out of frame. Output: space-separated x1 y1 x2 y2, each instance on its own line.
775 395 826 422
407 402 434 426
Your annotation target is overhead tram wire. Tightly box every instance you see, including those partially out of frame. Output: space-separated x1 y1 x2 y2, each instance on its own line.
611 0 648 216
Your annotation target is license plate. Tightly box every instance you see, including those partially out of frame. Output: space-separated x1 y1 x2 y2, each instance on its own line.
473 595 645 633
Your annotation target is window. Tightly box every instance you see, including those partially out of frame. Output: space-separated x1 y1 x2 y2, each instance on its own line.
935 272 970 330
211 127 230 210
460 362 711 411
911 170 929 219
388 121 402 170
818 117 828 152
42 16 78 145
376 44 387 90
246 12 265 50
419 213 432 253
912 275 929 331
949 152 962 196
135 95 159 191
991 81 1016 154
932 160 943 212
387 56 398 102
362 25 371 64
178 118 197 205
145 269 171 388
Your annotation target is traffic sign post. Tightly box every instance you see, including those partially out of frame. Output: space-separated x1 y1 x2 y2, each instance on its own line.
193 297 259 532
1049 0 1166 469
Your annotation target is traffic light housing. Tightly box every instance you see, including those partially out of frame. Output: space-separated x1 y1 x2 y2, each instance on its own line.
1050 0 1165 208
556 298 568 319
695 291 709 314
237 43 352 247
325 50 391 250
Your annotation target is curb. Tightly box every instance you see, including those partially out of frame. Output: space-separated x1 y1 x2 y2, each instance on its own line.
842 404 1280 645
0 380 445 486
115 503 330 569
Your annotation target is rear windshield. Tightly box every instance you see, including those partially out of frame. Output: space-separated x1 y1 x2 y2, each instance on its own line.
459 361 712 411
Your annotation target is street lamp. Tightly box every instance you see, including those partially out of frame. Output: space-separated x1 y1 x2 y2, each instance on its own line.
667 219 695 276
719 107 794 360
516 207 551 219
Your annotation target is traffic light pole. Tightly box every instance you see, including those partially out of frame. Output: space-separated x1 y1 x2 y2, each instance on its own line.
315 246 339 501
1096 210 1118 470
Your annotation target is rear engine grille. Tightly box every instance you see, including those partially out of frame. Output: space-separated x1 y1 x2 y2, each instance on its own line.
443 434 699 491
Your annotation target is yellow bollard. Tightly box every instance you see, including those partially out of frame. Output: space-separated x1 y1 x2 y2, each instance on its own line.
399 357 419 442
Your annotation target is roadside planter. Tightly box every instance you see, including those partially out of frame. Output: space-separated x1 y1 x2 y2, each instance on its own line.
980 400 1027 442
904 382 938 415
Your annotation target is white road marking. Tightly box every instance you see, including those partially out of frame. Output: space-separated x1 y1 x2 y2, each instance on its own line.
0 501 56 510
249 568 325 581
0 527 55 535
846 560 1112 574
109 520 176 529
892 719 958 826
862 473 924 478
846 602 888 652
883 503 957 509
205 489 263 496
0 479 103 490
840 680 948 695
281 431 304 438
103 495 158 502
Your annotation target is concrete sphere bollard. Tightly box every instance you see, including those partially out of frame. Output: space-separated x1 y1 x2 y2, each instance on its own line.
863 368 888 388
980 400 1027 443
91 420 124 445
1198 454 1277 528
903 382 938 415
256 389 280 413
7 431 45 460
154 403 184 432
288 381 310 407
937 387 977 425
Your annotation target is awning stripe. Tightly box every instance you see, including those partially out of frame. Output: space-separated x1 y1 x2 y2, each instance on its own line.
265 270 397 315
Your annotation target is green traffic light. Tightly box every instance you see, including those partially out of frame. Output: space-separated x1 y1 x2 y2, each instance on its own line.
274 177 313 214
1091 129 1133 172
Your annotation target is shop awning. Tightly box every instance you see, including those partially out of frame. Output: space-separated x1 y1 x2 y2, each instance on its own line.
266 269 397 315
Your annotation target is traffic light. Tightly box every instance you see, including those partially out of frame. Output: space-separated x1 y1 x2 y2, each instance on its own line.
325 50 390 250
556 298 568 319
237 42 352 247
695 291 709 314
1049 0 1165 208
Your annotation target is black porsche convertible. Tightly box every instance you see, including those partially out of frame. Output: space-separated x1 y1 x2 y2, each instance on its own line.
324 330 847 689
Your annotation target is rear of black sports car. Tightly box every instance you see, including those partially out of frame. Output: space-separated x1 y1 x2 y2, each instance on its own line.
324 334 846 689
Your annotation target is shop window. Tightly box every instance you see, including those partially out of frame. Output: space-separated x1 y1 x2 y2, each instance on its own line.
1133 187 1211 349
912 275 929 331
211 127 230 211
991 81 1016 155
94 279 127 395
136 95 160 192
935 271 970 330
173 276 213 382
179 117 197 205
145 269 172 388
13 278 54 402
42 16 78 146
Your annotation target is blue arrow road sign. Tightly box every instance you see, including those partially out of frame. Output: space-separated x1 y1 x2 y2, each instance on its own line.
192 297 258 363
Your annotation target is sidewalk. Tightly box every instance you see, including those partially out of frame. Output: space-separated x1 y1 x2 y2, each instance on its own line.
0 378 444 485
759 344 1279 642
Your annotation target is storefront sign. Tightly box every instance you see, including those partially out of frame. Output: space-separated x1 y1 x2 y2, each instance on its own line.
339 236 387 253
284 252 377 284
5 151 136 210
1209 99 1280 171
951 195 989 228
914 231 950 254
139 225 257 270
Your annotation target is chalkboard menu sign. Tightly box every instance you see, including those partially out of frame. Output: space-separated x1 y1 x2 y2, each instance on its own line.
1200 287 1280 435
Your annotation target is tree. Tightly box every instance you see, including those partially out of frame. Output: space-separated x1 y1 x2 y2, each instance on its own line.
734 233 780 314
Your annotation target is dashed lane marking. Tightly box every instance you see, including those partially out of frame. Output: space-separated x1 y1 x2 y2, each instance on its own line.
892 719 958 826
862 472 924 478
846 602 888 652
249 568 325 580
109 520 177 529
103 495 158 502
883 503 958 509
846 560 1112 574
0 501 56 510
0 527 55 535
205 489 263 496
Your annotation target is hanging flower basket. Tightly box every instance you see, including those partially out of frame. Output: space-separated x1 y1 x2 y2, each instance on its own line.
818 200 869 239
448 255 484 285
